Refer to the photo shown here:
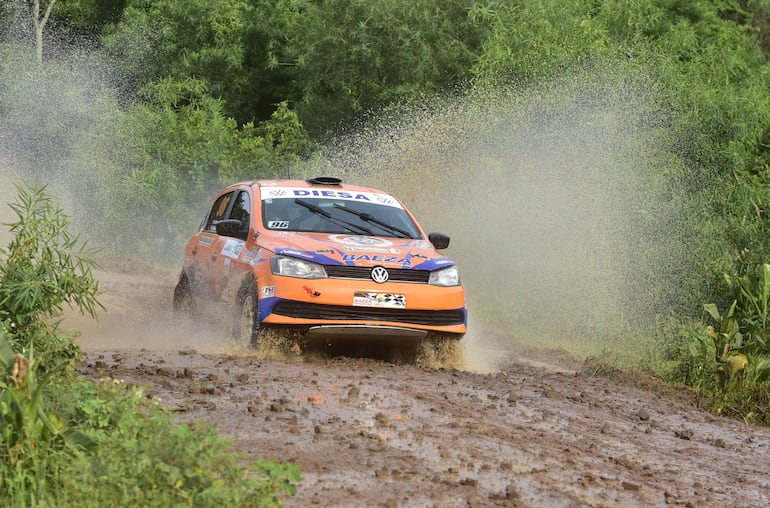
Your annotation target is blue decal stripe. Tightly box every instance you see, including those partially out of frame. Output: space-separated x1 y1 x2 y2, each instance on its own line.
258 296 281 323
411 258 454 271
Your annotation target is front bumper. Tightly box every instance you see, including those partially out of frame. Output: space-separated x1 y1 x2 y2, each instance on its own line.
258 274 467 336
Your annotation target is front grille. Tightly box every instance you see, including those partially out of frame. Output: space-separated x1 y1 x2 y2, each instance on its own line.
324 265 430 283
272 301 464 326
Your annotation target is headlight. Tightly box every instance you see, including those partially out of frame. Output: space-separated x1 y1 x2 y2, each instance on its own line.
270 256 327 279
429 265 460 287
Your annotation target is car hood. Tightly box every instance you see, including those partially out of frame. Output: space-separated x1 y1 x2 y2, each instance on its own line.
258 232 455 271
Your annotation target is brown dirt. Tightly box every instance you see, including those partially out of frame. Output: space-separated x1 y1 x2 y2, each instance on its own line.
71 271 770 507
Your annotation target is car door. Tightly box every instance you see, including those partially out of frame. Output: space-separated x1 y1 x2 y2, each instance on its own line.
213 189 252 305
193 190 235 303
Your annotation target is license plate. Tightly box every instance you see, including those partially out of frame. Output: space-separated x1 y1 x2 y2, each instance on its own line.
353 292 406 308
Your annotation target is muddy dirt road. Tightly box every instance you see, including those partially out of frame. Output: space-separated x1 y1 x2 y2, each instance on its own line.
72 271 770 507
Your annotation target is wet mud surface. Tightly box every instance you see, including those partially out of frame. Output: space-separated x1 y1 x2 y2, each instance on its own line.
73 271 770 507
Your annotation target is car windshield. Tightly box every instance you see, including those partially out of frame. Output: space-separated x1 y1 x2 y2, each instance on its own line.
261 196 422 238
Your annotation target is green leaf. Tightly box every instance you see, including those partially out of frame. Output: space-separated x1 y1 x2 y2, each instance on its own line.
704 303 721 322
0 329 16 371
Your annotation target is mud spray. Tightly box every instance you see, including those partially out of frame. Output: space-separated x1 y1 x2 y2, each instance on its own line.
0 18 229 354
0 16 698 370
317 69 695 373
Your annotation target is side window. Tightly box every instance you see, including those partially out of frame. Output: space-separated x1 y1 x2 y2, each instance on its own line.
203 192 234 232
229 191 251 238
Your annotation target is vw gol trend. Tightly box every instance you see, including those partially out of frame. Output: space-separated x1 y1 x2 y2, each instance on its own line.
173 177 467 358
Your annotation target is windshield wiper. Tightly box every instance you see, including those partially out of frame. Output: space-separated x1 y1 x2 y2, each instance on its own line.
332 204 412 238
294 199 373 235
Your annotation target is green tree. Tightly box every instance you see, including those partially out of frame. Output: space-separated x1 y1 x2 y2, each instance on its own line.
69 77 315 260
269 0 484 136
101 0 289 125
469 0 613 84
53 0 127 28
469 0 770 304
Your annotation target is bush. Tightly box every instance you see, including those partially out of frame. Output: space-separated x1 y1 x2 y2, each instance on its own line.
0 183 100 365
660 263 770 423
0 185 300 506
0 329 74 504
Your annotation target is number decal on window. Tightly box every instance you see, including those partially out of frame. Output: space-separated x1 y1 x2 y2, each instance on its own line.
268 220 290 229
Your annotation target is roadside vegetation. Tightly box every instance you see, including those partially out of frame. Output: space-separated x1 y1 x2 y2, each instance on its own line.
3 0 770 498
0 184 300 505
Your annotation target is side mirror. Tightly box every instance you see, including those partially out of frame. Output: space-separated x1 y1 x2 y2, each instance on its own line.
428 232 450 250
215 219 245 239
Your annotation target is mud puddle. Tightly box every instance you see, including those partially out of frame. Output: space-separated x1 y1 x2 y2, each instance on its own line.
71 271 770 507
80 350 770 507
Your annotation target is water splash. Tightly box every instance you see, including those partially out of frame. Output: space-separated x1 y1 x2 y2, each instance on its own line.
315 69 693 370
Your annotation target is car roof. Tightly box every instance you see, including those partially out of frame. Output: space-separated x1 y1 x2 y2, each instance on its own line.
247 177 388 195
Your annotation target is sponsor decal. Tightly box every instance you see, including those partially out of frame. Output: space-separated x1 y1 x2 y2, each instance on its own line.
294 190 370 200
343 246 400 254
302 285 321 297
262 286 276 297
253 249 268 264
342 254 412 265
241 247 259 264
316 249 335 254
330 235 393 247
353 292 406 309
261 187 404 209
221 238 244 259
198 236 215 248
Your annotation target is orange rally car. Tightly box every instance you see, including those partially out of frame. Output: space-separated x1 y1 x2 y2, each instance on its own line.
173 177 467 349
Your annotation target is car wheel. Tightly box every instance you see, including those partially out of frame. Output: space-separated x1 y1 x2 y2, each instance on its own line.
237 280 260 348
173 273 194 318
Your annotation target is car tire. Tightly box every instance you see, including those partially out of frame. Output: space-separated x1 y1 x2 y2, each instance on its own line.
237 279 261 348
172 273 195 318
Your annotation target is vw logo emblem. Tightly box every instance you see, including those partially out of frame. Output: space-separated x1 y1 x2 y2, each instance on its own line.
371 266 389 283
